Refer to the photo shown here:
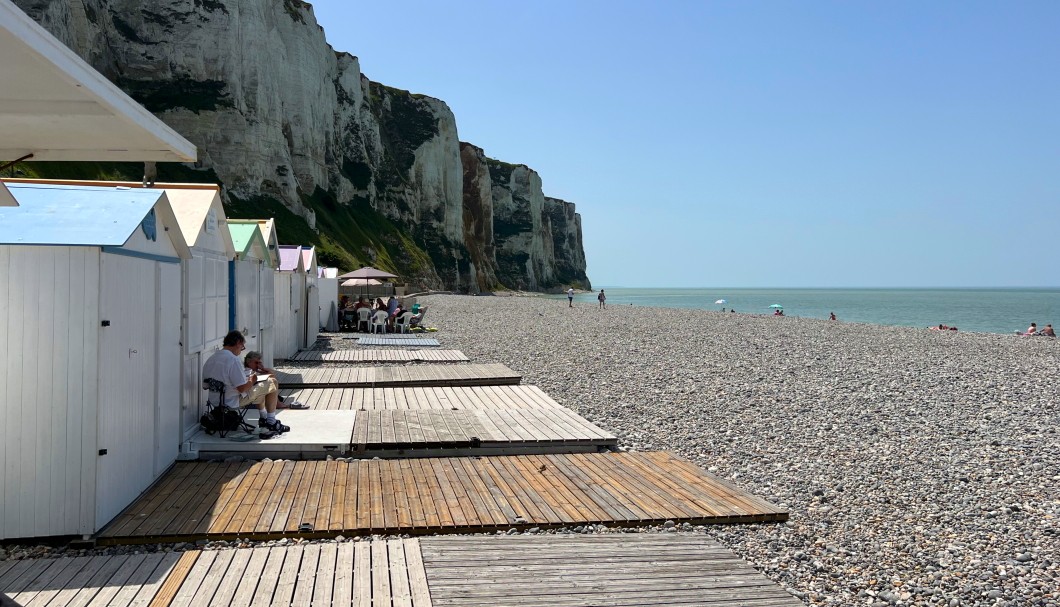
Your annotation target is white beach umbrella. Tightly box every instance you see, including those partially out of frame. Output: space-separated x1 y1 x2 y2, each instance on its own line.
715 299 727 305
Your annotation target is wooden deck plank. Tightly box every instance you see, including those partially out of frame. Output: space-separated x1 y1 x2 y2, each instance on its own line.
291 349 468 363
147 550 200 607
99 453 787 542
5 536 792 607
419 535 802 607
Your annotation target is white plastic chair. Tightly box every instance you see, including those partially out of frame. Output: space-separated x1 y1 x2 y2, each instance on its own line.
371 310 389 334
356 307 372 332
394 311 414 334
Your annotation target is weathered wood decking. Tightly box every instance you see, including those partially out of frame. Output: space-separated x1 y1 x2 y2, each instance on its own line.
290 349 468 363
1 536 800 606
351 408 615 452
358 337 440 347
279 385 568 411
421 535 803 606
273 363 521 388
98 452 787 544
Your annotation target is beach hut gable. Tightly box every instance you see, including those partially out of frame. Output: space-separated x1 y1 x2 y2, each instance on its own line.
0 183 188 539
227 220 275 359
228 221 270 262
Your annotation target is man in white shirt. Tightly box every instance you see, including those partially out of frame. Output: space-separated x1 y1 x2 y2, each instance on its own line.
567 287 575 307
202 330 290 434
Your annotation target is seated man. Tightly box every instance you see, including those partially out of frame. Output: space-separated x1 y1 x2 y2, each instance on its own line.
1041 324 1056 337
244 351 308 409
202 330 290 434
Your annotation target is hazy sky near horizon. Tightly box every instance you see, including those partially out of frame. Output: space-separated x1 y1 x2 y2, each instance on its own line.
311 1 1059 288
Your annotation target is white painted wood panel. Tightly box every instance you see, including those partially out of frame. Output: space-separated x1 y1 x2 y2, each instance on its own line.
233 259 261 352
273 272 297 359
259 264 275 330
0 246 99 538
155 262 181 477
183 256 205 354
97 253 158 529
305 276 320 348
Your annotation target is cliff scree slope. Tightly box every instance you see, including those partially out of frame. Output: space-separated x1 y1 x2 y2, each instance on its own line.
12 0 590 292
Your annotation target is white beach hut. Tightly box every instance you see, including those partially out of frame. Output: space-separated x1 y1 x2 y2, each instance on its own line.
165 185 237 441
302 246 320 348
275 245 307 359
228 219 277 354
255 220 279 365
317 267 339 331
0 183 191 538
0 0 197 539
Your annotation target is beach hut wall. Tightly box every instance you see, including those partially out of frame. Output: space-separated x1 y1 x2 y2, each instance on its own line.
153 185 239 442
301 246 320 348
227 220 275 362
275 245 307 359
0 182 191 540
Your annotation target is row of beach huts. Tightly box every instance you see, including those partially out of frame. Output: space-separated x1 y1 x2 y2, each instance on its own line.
1 179 346 540
0 1 347 541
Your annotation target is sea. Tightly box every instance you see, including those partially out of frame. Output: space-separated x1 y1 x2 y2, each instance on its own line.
554 288 1060 335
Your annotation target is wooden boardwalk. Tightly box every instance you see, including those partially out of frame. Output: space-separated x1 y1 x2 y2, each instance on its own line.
98 452 787 544
274 363 521 388
1 536 799 606
351 408 615 452
279 385 568 411
358 337 441 347
290 349 468 363
420 535 803 606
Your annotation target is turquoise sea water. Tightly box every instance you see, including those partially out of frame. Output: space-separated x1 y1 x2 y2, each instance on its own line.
556 288 1060 335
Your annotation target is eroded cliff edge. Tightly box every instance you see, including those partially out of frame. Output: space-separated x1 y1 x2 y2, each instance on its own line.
12 0 590 292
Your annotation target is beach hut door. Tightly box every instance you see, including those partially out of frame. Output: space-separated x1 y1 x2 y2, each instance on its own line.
96 253 158 528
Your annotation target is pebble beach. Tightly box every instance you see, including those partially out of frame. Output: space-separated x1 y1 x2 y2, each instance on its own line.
2 293 1056 606
425 293 1059 606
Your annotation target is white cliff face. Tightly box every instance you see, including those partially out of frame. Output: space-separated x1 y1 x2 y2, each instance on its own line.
546 197 590 289
15 0 588 291
490 162 558 290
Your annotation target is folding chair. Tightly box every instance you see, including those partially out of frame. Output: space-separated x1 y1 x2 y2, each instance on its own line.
202 378 256 437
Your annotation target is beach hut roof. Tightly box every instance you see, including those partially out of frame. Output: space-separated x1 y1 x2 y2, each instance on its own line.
277 245 305 272
0 182 190 258
228 221 272 264
2 179 234 256
250 218 279 267
0 0 196 164
301 246 317 272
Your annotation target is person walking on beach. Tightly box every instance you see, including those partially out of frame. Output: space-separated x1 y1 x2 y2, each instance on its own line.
597 289 606 309
567 287 574 307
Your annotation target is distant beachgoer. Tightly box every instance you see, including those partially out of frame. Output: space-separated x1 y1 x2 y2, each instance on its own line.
731 309 735 313
829 312 837 321
597 290 606 309
567 288 574 307
1025 322 1038 336
774 309 784 316
1042 324 1056 337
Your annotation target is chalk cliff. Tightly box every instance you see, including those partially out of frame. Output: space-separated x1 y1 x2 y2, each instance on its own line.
13 0 590 291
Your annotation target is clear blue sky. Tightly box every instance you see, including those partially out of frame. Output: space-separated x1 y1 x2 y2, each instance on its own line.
311 1 1059 288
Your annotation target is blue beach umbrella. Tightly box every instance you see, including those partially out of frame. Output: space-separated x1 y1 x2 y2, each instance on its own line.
769 304 783 309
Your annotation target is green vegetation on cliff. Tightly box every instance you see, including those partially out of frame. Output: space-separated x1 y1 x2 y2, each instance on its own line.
6 161 434 282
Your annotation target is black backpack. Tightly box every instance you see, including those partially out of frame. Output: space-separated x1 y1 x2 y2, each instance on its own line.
200 407 244 434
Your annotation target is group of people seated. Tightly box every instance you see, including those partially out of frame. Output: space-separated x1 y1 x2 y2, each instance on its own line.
338 295 426 333
202 330 307 437
1020 322 1056 337
930 324 959 331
